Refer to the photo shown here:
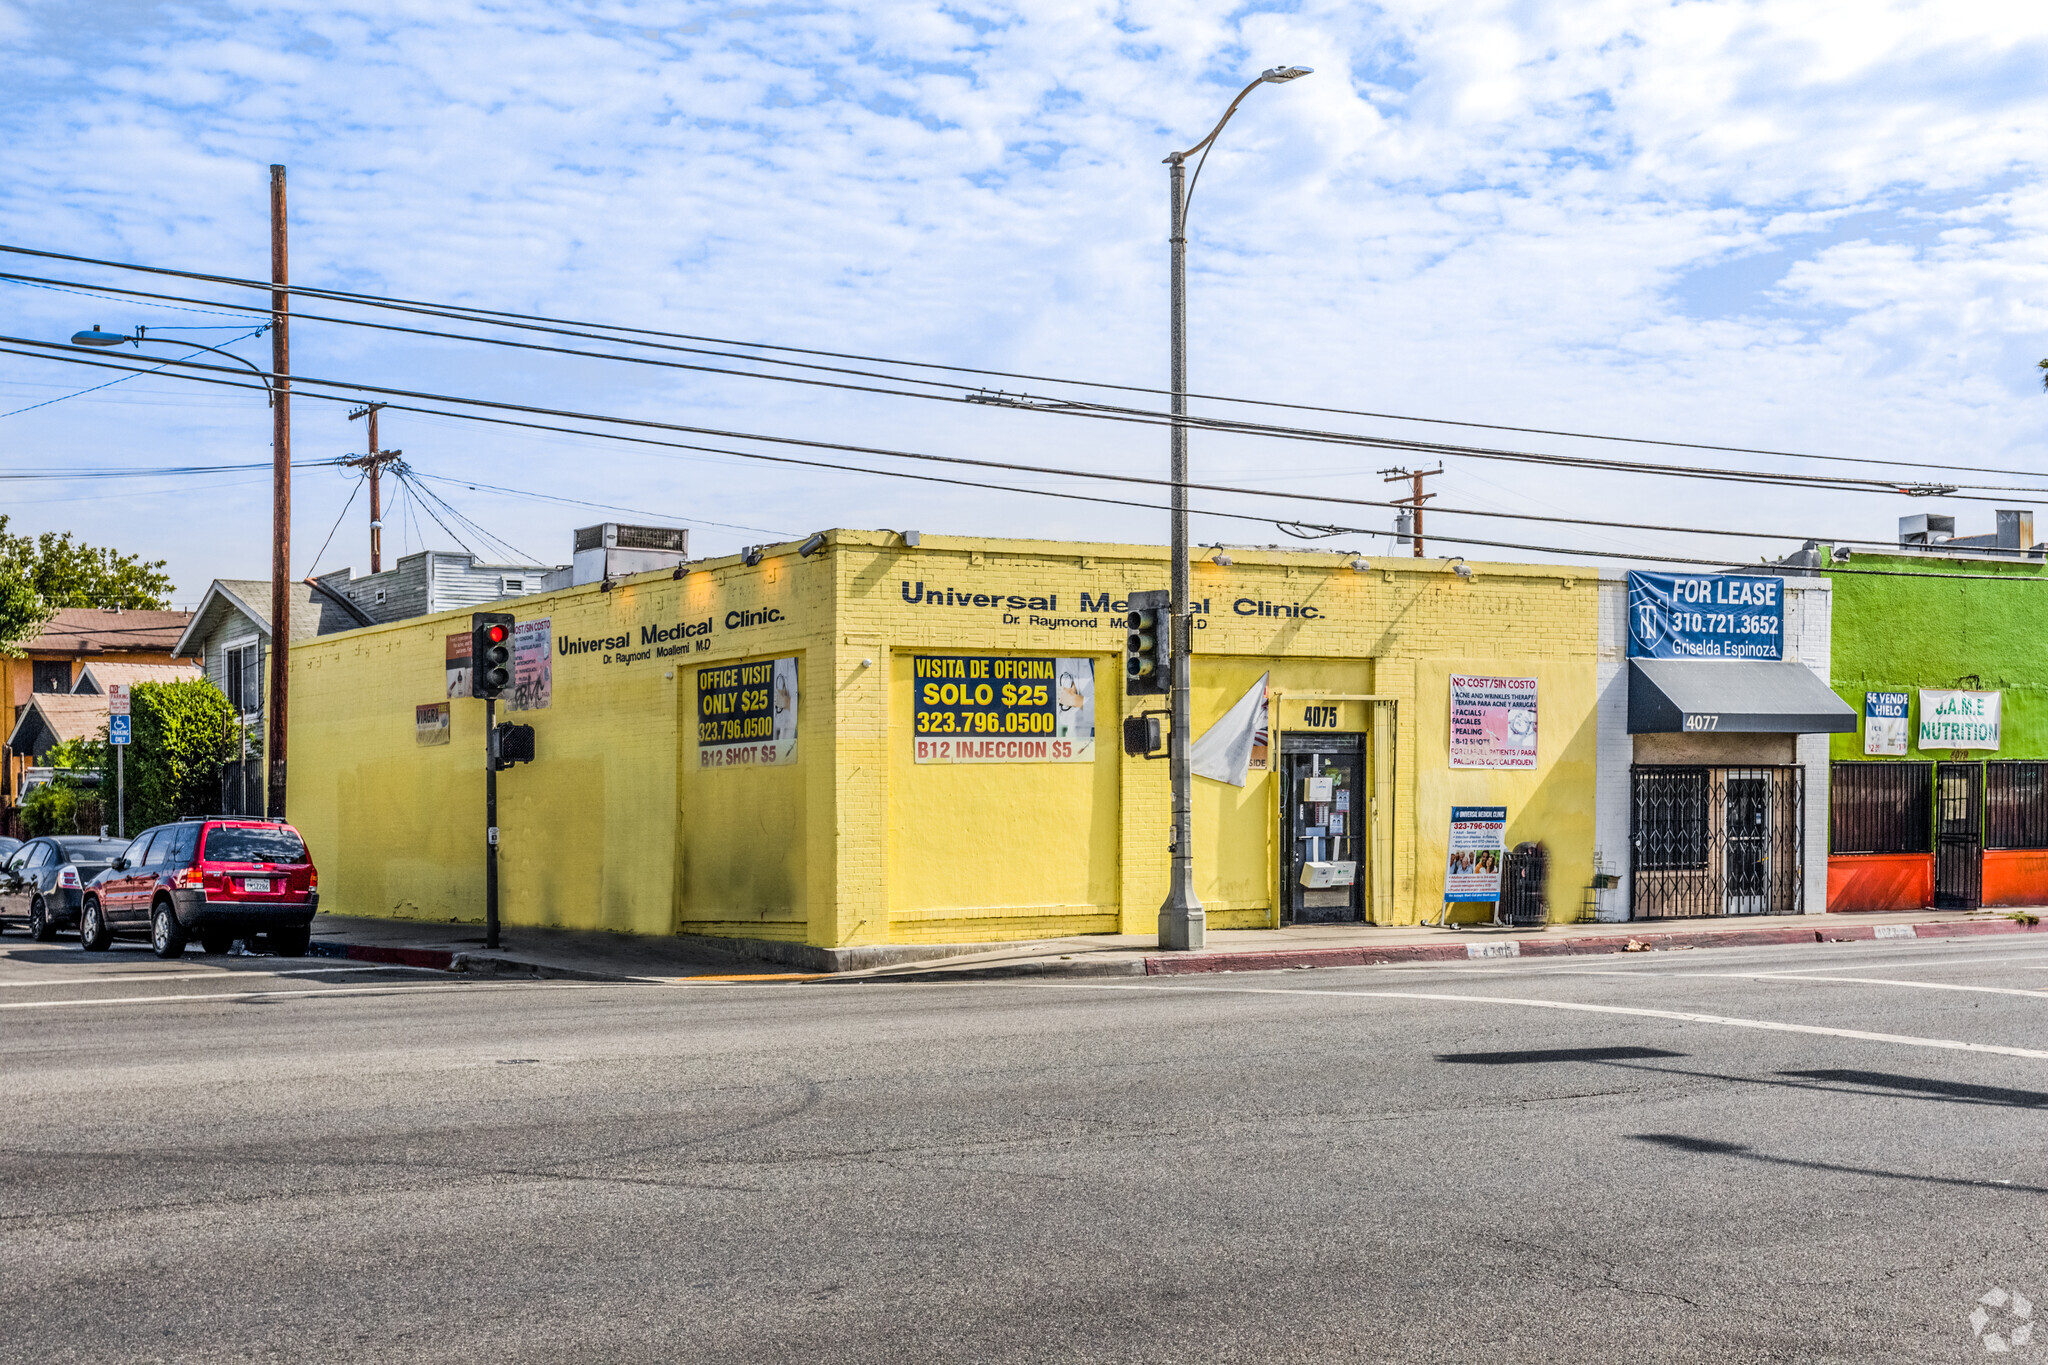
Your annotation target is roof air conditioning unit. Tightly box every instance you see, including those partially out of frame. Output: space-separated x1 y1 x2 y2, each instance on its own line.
572 524 689 586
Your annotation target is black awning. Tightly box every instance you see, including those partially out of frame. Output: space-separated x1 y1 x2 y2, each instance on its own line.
1627 658 1858 735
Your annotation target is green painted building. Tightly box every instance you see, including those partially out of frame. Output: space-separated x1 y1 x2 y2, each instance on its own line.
1814 513 2048 911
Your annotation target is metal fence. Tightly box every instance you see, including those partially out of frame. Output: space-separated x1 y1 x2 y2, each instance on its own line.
1830 761 1933 854
1631 765 1804 919
1986 761 2048 850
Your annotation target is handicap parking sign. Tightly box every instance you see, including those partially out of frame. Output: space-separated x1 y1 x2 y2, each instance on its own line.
109 715 131 746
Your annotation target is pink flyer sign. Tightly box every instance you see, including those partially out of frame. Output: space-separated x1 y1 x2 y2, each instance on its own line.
1449 675 1537 769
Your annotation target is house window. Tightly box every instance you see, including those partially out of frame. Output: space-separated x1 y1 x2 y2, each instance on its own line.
225 643 260 714
31 661 69 694
374 588 387 605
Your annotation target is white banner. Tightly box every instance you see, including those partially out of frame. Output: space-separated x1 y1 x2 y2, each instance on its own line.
1191 673 1270 787
1918 690 2000 750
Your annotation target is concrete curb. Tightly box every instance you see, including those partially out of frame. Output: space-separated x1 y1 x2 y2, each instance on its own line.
1138 916 2045 977
308 941 632 982
308 915 2047 987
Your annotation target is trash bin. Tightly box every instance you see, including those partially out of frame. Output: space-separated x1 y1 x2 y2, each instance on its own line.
1498 842 1548 927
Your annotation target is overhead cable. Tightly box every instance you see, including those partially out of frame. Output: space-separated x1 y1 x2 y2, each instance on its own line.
0 337 1995 549
11 340 2045 581
3 245 2044 487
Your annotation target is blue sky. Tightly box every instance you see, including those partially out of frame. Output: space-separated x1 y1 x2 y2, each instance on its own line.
2 0 2045 598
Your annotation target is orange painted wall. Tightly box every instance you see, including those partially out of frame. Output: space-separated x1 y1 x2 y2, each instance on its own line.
1982 849 2048 908
1826 854 1932 912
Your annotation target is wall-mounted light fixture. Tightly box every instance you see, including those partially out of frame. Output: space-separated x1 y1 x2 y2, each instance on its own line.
1832 546 1853 563
1351 558 1370 573
600 576 615 593
741 546 765 567
902 530 921 547
1448 557 1473 579
1206 544 1233 567
799 532 827 557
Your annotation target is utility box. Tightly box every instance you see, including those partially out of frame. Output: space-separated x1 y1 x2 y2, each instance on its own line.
1303 775 1335 803
1300 860 1356 889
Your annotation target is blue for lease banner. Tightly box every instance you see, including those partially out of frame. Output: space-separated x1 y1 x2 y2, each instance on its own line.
1626 571 1784 660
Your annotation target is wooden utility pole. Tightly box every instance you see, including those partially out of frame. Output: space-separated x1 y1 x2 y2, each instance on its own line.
267 164 292 820
1381 465 1442 558
346 403 401 572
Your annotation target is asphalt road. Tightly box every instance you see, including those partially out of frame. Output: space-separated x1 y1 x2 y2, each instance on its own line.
6 933 2048 1363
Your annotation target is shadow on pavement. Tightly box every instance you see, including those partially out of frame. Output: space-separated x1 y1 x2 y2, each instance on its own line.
1779 1069 2048 1110
1434 1045 1687 1066
1629 1132 2048 1195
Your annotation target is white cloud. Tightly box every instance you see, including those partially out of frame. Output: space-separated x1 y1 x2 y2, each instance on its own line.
0 0 2045 595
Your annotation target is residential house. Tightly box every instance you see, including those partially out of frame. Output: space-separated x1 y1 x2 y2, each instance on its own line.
315 549 568 626
175 579 372 814
2 607 193 828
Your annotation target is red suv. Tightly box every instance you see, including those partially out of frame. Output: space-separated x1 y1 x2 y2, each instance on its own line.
79 819 319 959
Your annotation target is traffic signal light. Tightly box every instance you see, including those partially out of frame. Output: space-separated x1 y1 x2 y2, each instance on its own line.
1125 589 1171 696
471 612 514 699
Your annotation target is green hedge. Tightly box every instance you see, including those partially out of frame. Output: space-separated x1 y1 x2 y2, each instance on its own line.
95 680 240 830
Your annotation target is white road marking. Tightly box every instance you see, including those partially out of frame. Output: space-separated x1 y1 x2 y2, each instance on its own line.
1025 981 2048 1061
0 980 648 1010
1566 968 2048 1002
0 964 440 989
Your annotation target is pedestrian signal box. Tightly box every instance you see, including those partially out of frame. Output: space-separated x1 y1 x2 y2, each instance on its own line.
494 722 536 770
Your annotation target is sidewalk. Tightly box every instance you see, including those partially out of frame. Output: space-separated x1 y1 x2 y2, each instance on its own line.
308 907 2048 984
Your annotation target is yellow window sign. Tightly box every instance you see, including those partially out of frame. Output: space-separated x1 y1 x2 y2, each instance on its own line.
912 655 1095 763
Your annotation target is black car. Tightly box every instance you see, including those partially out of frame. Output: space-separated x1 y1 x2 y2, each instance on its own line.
0 837 129 940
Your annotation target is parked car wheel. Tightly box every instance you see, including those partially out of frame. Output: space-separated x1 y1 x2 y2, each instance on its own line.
151 902 188 960
78 899 111 952
266 926 312 958
27 897 55 942
201 933 235 956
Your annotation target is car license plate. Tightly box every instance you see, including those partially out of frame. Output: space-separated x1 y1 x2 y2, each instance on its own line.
243 877 271 893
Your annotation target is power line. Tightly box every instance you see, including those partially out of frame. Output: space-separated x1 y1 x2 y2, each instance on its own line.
5 247 2045 488
19 340 2044 581
306 472 366 578
11 265 2040 504
0 338 2016 557
407 470 790 539
0 458 346 480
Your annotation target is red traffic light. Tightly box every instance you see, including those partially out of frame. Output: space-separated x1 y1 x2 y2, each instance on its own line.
485 624 508 644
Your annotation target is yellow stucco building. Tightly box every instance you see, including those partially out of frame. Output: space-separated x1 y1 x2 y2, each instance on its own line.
288 530 1603 962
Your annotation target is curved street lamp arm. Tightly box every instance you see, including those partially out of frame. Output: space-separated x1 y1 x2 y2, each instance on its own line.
135 335 275 405
1165 76 1271 225
1167 76 1267 164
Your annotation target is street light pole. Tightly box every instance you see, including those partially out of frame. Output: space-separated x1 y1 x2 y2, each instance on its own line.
267 164 292 821
1157 66 1312 953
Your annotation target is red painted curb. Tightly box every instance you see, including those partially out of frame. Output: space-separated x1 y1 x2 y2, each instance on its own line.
1141 916 2045 977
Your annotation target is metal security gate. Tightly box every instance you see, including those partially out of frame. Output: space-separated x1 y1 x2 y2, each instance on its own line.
1934 761 1983 910
1279 736 1366 925
1630 765 1803 919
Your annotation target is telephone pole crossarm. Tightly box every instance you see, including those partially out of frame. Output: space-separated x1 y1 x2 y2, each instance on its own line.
1380 464 1443 558
346 402 400 573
